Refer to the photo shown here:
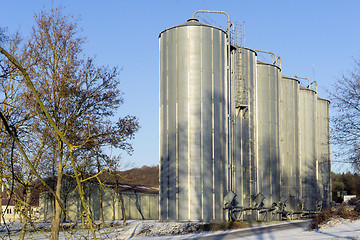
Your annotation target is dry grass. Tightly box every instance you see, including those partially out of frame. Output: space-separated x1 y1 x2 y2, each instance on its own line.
310 198 360 229
198 221 250 232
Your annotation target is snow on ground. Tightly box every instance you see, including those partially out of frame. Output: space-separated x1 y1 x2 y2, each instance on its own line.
112 221 210 239
318 217 352 229
112 219 360 240
1 218 360 239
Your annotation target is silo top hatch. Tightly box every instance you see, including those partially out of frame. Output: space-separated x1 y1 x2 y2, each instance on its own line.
158 18 226 38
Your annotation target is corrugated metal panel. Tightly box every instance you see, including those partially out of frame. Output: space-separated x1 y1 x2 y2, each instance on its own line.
299 87 317 211
177 26 189 221
231 46 257 214
279 76 300 212
316 98 331 208
256 62 281 212
159 20 227 221
160 17 331 222
159 33 167 220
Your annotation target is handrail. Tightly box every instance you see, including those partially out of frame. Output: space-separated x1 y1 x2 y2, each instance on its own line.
192 10 231 34
254 49 281 69
309 81 318 92
293 75 311 89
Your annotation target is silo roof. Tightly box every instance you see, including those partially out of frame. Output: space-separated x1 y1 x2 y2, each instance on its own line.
317 96 331 103
159 18 226 38
282 75 300 84
257 60 281 71
231 45 257 56
299 85 317 94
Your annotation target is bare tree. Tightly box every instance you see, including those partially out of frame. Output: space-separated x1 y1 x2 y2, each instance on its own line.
0 30 47 240
332 58 360 171
0 7 139 240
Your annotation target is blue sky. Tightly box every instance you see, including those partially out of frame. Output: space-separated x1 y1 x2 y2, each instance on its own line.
1 0 359 172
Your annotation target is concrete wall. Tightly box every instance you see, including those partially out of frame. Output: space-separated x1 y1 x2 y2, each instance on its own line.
39 187 159 221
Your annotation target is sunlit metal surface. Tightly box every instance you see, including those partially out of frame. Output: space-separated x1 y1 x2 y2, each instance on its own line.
256 62 281 219
317 98 331 208
159 14 331 222
280 76 301 212
231 46 257 221
299 87 318 211
159 19 227 221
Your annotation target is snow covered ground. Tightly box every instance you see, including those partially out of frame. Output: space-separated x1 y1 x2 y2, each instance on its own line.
1 218 360 239
111 219 360 240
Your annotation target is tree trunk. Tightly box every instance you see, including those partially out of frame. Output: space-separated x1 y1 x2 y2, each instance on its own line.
99 186 104 225
112 195 115 222
19 187 32 240
81 194 87 228
62 197 67 223
119 193 126 226
50 169 63 240
81 204 85 228
50 143 64 240
97 159 104 225
0 183 2 222
115 179 126 226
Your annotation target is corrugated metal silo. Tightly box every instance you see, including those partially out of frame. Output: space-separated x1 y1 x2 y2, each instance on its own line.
316 97 331 208
256 61 281 212
231 46 257 213
159 18 228 221
279 76 300 212
298 87 318 211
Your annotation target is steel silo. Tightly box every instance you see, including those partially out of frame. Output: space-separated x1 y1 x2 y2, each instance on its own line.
316 97 331 208
230 46 257 215
256 61 281 213
279 76 300 212
298 87 318 211
159 18 228 221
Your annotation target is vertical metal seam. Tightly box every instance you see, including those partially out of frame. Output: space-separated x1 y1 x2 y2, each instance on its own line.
200 28 204 221
247 50 252 202
255 57 259 200
314 94 318 201
279 77 283 197
245 49 248 205
166 32 170 220
327 102 331 203
277 69 280 201
231 49 235 197
219 31 224 221
267 65 272 201
187 26 191 221
246 50 250 203
224 32 229 202
175 28 179 220
211 28 215 220
316 97 319 183
238 50 243 206
298 89 302 203
158 35 162 221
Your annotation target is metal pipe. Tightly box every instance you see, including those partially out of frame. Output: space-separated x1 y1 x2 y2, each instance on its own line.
192 10 231 36
309 81 318 92
254 49 281 69
277 56 282 70
232 23 235 44
293 76 311 89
